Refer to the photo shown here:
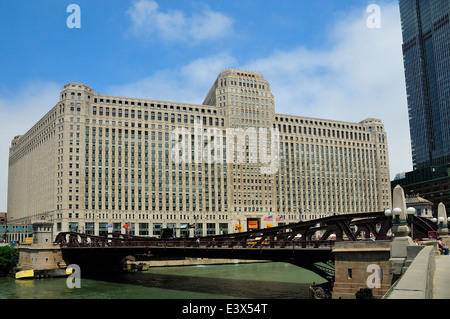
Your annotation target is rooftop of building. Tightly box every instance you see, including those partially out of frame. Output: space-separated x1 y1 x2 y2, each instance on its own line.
405 194 432 205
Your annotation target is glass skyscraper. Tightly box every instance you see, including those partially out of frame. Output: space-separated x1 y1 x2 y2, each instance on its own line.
399 0 450 169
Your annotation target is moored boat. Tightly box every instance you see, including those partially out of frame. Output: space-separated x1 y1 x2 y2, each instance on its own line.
15 269 34 279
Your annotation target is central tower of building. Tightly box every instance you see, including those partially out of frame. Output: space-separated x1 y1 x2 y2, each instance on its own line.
203 70 277 229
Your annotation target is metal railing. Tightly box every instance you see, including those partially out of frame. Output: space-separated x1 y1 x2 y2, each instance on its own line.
57 237 336 250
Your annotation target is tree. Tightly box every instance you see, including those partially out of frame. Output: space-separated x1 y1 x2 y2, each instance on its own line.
0 246 18 276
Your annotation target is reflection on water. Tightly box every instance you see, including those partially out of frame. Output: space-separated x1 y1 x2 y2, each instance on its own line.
0 262 326 299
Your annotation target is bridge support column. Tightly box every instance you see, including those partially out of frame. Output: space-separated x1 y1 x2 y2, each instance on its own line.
388 185 413 277
332 241 392 299
437 203 450 247
16 221 67 278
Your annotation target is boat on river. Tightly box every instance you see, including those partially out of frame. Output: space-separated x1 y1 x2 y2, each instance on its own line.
15 269 34 279
15 268 69 279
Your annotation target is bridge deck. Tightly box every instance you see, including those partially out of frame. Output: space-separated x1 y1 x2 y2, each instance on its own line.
54 212 437 280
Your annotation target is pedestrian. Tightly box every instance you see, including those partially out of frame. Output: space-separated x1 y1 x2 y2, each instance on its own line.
438 238 449 255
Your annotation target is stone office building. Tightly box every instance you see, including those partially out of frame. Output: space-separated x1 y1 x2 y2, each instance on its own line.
5 69 391 241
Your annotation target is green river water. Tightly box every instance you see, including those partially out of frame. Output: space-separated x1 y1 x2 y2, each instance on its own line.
0 262 326 299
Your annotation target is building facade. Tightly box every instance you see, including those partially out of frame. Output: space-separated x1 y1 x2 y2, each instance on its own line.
393 1 450 214
399 0 450 170
6 70 391 241
391 163 450 213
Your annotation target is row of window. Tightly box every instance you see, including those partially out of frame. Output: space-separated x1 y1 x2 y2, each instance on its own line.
93 98 219 117
92 106 225 127
61 221 231 236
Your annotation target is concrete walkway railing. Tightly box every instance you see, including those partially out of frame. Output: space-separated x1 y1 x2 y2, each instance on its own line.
385 245 435 299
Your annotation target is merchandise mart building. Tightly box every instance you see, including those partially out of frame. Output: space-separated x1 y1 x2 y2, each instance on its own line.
5 69 391 242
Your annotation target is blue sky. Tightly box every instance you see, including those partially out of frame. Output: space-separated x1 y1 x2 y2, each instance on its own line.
0 0 411 211
1 0 374 90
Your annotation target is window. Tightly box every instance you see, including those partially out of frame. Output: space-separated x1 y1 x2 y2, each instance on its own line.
99 223 108 236
139 223 149 236
180 223 190 237
207 223 216 235
153 223 163 236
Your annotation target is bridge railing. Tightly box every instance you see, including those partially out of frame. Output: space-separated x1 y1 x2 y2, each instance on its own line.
56 211 440 250
57 237 336 250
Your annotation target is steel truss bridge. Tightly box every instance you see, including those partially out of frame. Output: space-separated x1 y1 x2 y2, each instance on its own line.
54 212 437 280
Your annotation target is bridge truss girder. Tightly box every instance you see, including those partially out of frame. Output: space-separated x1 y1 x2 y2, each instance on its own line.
54 212 437 281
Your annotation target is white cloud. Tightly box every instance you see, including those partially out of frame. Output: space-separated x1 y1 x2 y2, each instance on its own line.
115 2 412 179
107 53 237 104
243 2 412 178
127 0 234 43
0 81 61 211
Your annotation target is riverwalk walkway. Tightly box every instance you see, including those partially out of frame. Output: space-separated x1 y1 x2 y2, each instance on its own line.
432 255 450 299
385 244 450 299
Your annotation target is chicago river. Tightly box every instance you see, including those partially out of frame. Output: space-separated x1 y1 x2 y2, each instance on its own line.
0 262 325 299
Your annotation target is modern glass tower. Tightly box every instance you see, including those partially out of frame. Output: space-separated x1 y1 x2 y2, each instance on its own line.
399 0 450 170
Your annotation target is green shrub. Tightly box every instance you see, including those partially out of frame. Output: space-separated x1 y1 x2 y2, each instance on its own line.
0 246 18 276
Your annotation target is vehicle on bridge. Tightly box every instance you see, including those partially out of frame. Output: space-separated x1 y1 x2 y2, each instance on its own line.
246 237 270 247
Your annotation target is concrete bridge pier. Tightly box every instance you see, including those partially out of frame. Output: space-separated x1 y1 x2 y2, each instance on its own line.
16 221 68 278
385 202 450 299
332 185 427 299
331 241 393 299
388 185 414 278
437 203 450 247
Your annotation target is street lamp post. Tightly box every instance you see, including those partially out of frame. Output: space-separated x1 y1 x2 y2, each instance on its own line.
436 203 450 246
406 207 416 239
389 185 413 276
